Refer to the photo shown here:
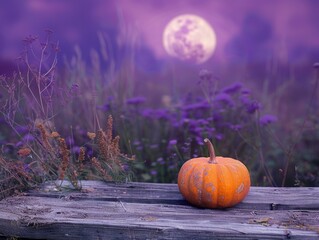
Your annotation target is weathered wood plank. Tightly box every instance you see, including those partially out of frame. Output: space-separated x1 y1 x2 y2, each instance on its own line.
28 181 319 210
0 181 318 239
0 200 318 239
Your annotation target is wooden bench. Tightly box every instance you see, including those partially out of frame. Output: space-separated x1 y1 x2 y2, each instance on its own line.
0 181 318 239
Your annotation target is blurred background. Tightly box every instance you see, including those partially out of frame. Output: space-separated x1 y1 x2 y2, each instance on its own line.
1 0 319 114
0 0 318 187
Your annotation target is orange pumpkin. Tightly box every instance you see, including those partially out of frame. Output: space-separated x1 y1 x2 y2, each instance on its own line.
178 138 250 208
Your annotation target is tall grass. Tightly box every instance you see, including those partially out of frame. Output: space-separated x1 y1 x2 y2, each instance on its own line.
0 30 318 200
0 31 135 199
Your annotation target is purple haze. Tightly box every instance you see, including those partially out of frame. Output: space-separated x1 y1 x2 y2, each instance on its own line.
0 0 318 64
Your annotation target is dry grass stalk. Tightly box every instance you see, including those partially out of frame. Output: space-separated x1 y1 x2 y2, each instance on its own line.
106 115 113 144
97 129 109 160
87 132 96 140
97 116 121 163
69 168 80 189
17 148 32 157
91 157 112 181
37 123 53 151
58 137 70 180
82 115 135 182
111 135 121 165
112 136 120 155
1 114 133 197
0 156 33 200
77 147 85 172
51 131 60 138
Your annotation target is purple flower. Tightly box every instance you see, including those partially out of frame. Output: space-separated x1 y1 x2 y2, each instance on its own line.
215 93 234 106
97 96 114 111
141 108 153 118
241 88 251 95
206 127 216 135
72 146 81 154
126 96 146 105
97 103 111 112
260 114 277 125
150 170 157 176
182 101 210 111
197 119 209 125
87 150 94 158
222 82 242 94
22 133 35 142
230 124 242 131
16 126 29 134
150 144 159 149
168 139 177 146
15 141 23 147
212 112 222 122
136 146 143 151
245 100 261 114
215 133 224 141
142 108 171 120
196 136 204 145
191 127 203 135
154 109 171 120
133 140 143 150
168 164 176 170
157 157 165 165
121 164 130 172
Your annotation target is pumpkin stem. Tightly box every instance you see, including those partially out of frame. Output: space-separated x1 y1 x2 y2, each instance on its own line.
204 138 217 164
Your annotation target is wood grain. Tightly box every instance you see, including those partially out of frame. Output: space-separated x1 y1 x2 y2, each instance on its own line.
0 181 318 239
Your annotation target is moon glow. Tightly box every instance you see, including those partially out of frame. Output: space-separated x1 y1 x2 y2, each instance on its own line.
163 14 217 64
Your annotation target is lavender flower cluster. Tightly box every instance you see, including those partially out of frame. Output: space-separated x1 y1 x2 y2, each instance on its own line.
101 81 277 183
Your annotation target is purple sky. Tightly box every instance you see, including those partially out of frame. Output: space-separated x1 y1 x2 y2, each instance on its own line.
0 0 318 125
0 0 318 74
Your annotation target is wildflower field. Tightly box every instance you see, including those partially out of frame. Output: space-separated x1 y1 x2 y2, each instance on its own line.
0 28 318 200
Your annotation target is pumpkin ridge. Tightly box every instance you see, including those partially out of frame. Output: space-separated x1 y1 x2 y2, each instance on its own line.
217 164 228 207
178 161 192 195
236 165 246 199
228 164 240 207
199 161 208 205
187 163 201 205
215 164 220 207
232 160 250 203
202 163 213 207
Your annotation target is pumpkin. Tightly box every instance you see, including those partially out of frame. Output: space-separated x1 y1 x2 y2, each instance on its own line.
177 138 250 208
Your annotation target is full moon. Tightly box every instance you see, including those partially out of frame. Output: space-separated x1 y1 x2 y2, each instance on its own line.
163 14 217 64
